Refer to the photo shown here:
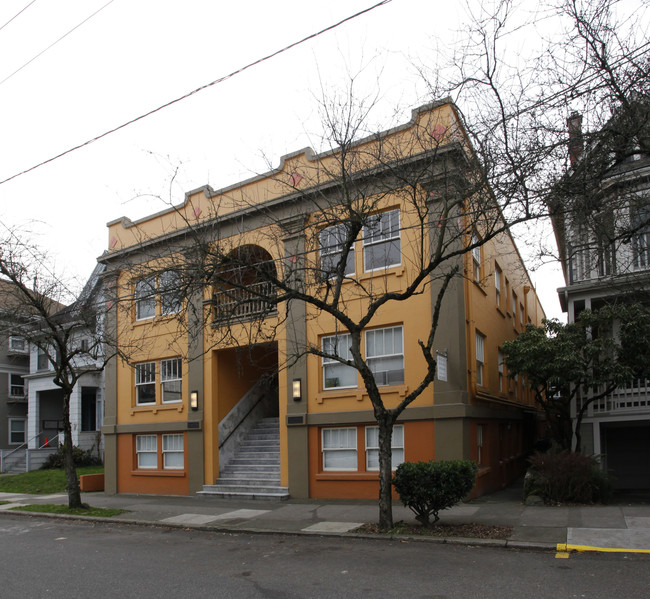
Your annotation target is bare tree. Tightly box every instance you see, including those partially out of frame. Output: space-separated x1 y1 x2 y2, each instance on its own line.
0 230 107 508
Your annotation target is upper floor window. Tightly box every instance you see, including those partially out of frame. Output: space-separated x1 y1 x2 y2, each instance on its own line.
9 336 27 353
160 358 182 403
471 234 482 281
366 326 404 386
320 224 355 278
476 332 485 386
9 374 25 397
363 209 401 272
135 277 156 320
160 271 182 315
512 293 517 326
322 333 356 390
494 264 502 306
632 203 650 270
135 362 156 405
498 349 505 392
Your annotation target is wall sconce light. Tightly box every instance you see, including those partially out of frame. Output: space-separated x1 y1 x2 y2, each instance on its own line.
190 390 199 410
292 378 302 402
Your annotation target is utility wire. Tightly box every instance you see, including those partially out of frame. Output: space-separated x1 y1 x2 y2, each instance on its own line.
0 0 116 87
0 0 393 188
0 0 38 34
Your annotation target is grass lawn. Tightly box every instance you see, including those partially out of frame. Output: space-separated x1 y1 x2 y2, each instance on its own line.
0 466 104 494
11 504 124 518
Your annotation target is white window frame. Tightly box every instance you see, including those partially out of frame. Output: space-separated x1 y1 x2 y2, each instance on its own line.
365 326 404 386
494 265 502 305
136 434 158 469
320 224 355 278
160 271 182 315
135 276 156 320
9 373 26 398
162 433 184 469
471 234 481 281
8 418 26 445
322 427 357 471
365 424 404 471
160 358 182 403
362 209 401 272
135 362 156 405
322 334 357 390
9 336 27 353
498 349 504 392
476 332 485 387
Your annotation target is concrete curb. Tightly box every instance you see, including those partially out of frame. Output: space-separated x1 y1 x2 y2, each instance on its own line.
0 508 553 550
557 543 650 555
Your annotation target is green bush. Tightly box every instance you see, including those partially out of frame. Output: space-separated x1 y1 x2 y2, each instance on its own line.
392 460 478 526
40 445 103 470
525 451 613 504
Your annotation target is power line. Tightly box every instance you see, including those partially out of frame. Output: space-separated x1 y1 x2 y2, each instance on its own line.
0 0 116 88
0 0 393 188
0 0 38 34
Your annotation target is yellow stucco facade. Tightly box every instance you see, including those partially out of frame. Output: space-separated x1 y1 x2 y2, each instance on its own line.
101 100 545 499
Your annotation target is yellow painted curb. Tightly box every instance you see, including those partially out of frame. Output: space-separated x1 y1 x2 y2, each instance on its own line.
557 543 650 554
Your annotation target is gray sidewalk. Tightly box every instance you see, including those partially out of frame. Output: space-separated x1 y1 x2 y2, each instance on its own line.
1 485 650 553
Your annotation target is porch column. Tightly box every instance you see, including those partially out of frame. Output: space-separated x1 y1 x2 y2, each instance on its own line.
27 389 40 449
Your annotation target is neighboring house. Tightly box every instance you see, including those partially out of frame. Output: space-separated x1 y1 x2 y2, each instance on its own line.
100 100 545 499
0 280 30 451
23 264 106 459
551 103 650 488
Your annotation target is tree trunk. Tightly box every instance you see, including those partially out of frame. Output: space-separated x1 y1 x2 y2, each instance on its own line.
62 392 82 509
377 415 395 531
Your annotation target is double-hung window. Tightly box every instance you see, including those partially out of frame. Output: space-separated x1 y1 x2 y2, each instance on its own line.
495 265 502 306
9 336 26 353
162 434 184 469
363 209 401 272
160 271 182 315
498 349 505 392
320 224 355 278
135 276 156 320
160 358 182 403
136 435 157 468
322 334 356 389
9 419 25 444
476 332 485 386
135 362 156 405
471 234 481 281
322 428 357 471
9 374 25 397
365 425 404 470
365 326 404 386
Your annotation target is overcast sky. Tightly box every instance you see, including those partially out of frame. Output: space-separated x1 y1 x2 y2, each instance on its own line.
0 0 599 319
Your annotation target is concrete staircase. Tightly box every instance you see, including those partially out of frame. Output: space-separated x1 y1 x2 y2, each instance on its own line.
199 417 289 501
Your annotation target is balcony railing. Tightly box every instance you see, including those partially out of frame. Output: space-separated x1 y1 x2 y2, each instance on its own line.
589 379 650 414
212 281 276 323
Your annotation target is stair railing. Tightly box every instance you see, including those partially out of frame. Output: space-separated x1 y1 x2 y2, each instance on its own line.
0 431 46 473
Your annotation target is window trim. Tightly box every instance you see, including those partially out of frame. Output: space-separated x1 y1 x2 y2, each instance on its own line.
471 233 482 281
494 264 502 306
160 270 182 315
9 336 27 353
362 209 401 273
498 349 505 393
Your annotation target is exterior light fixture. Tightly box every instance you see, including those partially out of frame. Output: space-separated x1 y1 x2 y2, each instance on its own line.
190 390 199 410
292 379 302 402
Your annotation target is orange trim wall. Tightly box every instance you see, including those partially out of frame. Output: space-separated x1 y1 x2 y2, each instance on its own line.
116 433 189 495
308 420 435 499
